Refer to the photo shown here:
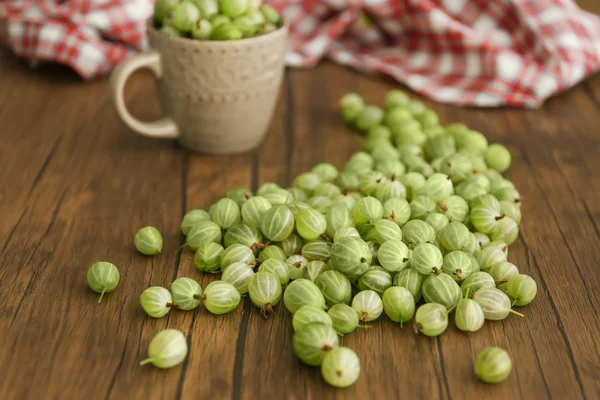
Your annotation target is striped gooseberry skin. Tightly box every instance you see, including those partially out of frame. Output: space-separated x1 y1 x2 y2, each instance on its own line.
425 213 449 233
437 195 469 223
352 290 383 322
382 286 415 325
374 178 407 203
226 186 252 207
438 222 470 251
170 277 202 311
260 205 295 242
241 196 272 228
490 217 519 245
301 240 332 262
410 195 437 220
506 274 537 306
442 250 474 281
475 246 507 272
181 209 211 236
330 236 372 278
333 226 360 242
286 255 309 280
312 162 339 182
313 182 342 198
373 219 403 245
248 271 282 312
210 198 241 229
202 280 241 315
488 261 519 290
303 260 330 282
402 219 436 249
357 266 392 297
140 286 174 318
257 258 290 285
393 267 424 302
416 173 454 200
316 270 352 307
87 262 120 303
262 188 293 206
293 322 339 366
221 262 255 294
283 279 326 314
463 232 480 253
383 197 412 226
422 272 462 311
295 208 327 240
470 203 503 234
352 196 384 224
327 303 359 334
325 204 354 238
377 239 410 272
454 297 485 332
411 243 443 275
223 223 263 249
415 303 448 337
321 346 361 388
258 245 287 262
292 305 333 331
256 182 281 196
186 221 222 251
460 271 496 298
280 233 305 257
475 347 512 384
288 188 308 203
220 244 255 271
194 242 224 273
140 329 188 369
466 253 482 274
345 151 374 175
473 287 518 321
293 172 322 194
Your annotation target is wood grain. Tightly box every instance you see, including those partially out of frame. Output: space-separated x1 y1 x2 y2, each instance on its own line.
1 10 600 398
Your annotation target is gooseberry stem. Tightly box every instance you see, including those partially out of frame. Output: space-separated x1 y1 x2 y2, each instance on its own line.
167 302 180 309
98 288 107 304
495 214 505 221
140 358 155 366
509 309 524 317
193 294 202 300
261 303 273 318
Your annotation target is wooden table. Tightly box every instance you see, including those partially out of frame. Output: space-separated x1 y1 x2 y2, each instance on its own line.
2 9 600 400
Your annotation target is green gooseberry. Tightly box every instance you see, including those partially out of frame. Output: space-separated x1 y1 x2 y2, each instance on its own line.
439 153 473 183
437 195 469 223
194 242 225 273
293 322 338 366
456 130 488 154
222 261 255 294
344 152 374 176
410 195 437 220
328 304 360 335
172 1 201 32
170 277 202 310
484 144 511 173
489 217 519 245
306 196 333 214
161 24 184 36
470 202 504 234
393 267 424 302
223 223 263 249
261 205 295 242
301 240 332 262
241 196 272 228
399 172 426 200
140 329 187 369
286 254 308 280
373 218 403 244
193 0 219 16
359 171 385 196
426 212 449 232
279 233 304 257
154 0 181 24
340 93 365 123
410 243 442 275
384 90 410 109
415 303 448 337
293 172 322 194
442 250 474 281
371 141 400 162
232 15 258 36
248 271 282 316
257 258 289 285
382 286 415 326
201 280 241 315
337 171 361 190
312 163 339 183
313 182 342 198
260 4 281 25
292 305 332 331
256 182 280 196
402 219 436 249
506 274 537 306
295 208 327 240
316 270 352 306
475 347 512 383
258 245 287 262
262 187 293 205
210 198 241 229
454 294 485 332
87 261 119 303
488 262 519 290
416 173 454 201
500 200 521 224
374 159 406 178
383 197 412 225
460 271 496 298
475 246 507 272
321 346 361 388
325 204 354 238
181 209 211 235
330 236 372 278
135 226 163 256
287 187 308 203
353 196 384 224
225 186 252 207
372 239 409 273
473 288 523 320
209 14 231 28
210 23 243 40
356 105 384 132
303 260 330 282
424 134 456 161
352 290 383 323
437 222 470 251
140 286 177 318
455 180 488 204
220 244 255 270
422 272 462 311
358 266 392 296
219 0 249 18
284 279 326 313
186 221 222 251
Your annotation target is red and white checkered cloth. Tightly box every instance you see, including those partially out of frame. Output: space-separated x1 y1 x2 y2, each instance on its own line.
0 0 151 79
271 0 600 108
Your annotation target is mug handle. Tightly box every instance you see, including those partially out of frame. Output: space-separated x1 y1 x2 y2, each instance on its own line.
110 50 179 139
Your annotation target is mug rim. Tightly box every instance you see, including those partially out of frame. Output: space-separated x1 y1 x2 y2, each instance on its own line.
147 19 288 46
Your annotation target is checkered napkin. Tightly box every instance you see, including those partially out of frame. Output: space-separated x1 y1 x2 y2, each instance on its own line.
271 0 600 108
0 0 152 79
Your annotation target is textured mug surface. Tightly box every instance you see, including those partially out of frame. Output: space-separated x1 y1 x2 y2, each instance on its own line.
113 21 288 154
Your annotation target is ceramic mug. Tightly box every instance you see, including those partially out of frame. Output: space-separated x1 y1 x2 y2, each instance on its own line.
110 21 288 154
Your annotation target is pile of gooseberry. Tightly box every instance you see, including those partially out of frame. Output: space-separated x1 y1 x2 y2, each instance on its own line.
87 90 535 387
